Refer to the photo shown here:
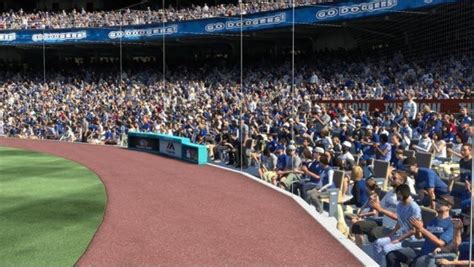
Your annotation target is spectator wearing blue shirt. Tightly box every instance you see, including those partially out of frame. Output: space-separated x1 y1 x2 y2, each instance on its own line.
431 113 443 133
386 195 454 267
307 154 334 213
392 149 405 170
426 218 465 266
375 133 392 162
276 145 289 171
266 135 278 153
441 125 456 143
390 134 405 166
373 184 422 265
404 157 448 209
342 166 368 208
297 147 325 201
459 107 472 128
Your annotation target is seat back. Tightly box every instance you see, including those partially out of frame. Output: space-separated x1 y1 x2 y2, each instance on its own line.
373 160 390 190
403 150 416 159
333 170 345 189
373 160 389 178
416 151 433 168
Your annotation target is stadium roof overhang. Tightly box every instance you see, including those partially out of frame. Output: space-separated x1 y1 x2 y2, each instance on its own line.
0 0 461 49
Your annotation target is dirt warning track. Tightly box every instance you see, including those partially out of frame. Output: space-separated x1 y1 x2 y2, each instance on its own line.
0 138 361 266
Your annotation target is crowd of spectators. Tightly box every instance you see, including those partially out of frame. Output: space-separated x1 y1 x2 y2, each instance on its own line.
0 52 471 143
0 0 334 30
0 51 472 266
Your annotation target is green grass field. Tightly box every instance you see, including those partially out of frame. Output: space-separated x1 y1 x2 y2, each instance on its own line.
0 146 106 267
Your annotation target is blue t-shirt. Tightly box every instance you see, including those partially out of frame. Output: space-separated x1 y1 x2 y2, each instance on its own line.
105 130 113 140
377 142 392 162
421 217 453 255
321 166 335 189
397 200 422 233
355 179 369 208
461 116 472 126
362 144 375 161
276 154 288 170
306 160 323 183
415 168 448 196
267 140 278 153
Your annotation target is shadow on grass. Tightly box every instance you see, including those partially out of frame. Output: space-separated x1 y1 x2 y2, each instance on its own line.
0 191 106 265
0 149 37 157
0 165 88 183
0 195 104 224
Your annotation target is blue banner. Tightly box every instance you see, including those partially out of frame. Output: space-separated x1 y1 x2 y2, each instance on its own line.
0 0 457 46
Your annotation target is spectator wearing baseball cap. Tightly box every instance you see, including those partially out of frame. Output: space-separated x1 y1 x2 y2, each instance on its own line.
296 146 325 201
277 144 303 190
403 157 448 209
306 154 335 213
386 195 454 267
337 141 355 168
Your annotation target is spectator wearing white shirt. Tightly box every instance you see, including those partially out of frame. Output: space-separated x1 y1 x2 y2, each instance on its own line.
320 128 333 151
413 131 432 153
403 93 418 120
431 132 447 163
338 141 355 166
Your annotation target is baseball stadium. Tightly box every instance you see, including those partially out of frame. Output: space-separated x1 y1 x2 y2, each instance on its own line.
0 0 472 266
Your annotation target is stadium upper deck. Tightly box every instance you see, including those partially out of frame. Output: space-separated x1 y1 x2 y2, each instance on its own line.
0 0 461 46
0 1 334 31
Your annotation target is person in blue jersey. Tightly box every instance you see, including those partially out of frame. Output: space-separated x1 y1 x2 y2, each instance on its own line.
297 146 325 202
404 157 448 209
435 210 474 266
385 195 454 267
306 154 335 213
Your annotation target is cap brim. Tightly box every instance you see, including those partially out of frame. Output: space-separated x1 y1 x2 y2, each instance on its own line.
436 197 454 207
